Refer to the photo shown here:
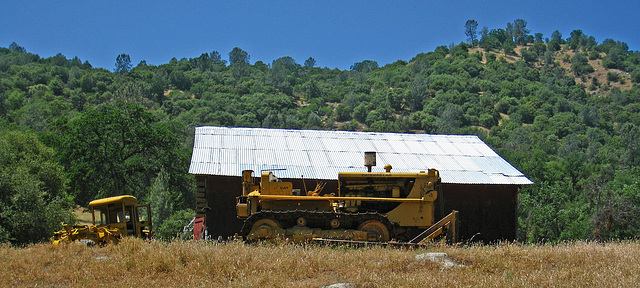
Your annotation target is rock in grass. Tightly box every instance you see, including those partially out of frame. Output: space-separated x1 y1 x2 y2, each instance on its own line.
322 283 357 288
415 252 464 268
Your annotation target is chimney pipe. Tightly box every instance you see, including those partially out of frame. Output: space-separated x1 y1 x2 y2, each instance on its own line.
364 151 376 172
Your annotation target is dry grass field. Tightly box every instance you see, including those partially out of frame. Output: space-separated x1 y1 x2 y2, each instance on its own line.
1 239 639 287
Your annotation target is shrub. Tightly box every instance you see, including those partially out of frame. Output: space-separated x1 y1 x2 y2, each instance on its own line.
156 209 195 240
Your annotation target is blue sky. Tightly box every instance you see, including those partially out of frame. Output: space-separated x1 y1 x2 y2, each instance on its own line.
2 1 638 70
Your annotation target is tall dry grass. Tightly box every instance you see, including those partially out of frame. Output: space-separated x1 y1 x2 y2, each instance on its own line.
1 239 639 287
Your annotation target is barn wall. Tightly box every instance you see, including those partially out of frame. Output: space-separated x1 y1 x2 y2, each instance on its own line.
198 175 245 238
198 174 519 242
440 183 519 243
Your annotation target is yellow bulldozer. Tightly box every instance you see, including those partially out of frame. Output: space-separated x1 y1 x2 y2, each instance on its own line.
52 195 152 245
236 161 459 244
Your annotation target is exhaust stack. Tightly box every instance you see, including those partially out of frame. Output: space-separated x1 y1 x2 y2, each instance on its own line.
364 151 376 172
242 170 253 196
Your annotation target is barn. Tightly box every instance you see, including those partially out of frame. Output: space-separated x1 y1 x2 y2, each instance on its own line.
188 126 532 242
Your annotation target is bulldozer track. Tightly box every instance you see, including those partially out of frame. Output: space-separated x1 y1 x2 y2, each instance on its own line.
240 210 395 241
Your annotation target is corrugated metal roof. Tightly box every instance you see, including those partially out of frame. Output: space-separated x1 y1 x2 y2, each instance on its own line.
188 126 533 185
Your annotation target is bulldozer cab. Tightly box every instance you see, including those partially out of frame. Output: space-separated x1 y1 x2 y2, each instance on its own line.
89 195 152 238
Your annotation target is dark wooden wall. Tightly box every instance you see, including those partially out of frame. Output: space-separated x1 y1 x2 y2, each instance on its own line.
198 175 245 238
197 174 519 242
439 183 518 242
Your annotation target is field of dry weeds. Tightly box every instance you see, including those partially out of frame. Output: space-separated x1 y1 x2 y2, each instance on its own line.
1 239 638 287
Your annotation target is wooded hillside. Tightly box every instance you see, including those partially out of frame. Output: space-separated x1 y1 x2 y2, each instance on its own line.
1 20 639 244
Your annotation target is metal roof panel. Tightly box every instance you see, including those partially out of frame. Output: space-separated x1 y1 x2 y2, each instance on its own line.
404 141 426 154
441 170 494 184
189 126 532 185
420 141 446 155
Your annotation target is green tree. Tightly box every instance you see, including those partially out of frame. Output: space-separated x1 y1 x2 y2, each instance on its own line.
631 70 640 83
228 47 250 65
114 53 132 73
304 57 316 68
465 20 479 46
568 30 587 50
547 40 561 52
619 123 640 167
57 103 186 204
518 181 591 242
270 56 299 93
334 103 352 122
350 60 378 72
522 48 538 63
8 42 26 53
436 103 463 134
302 80 322 99
602 46 626 69
606 72 620 82
534 33 544 43
353 102 371 123
506 19 530 44
307 112 322 128
209 51 226 65
191 53 212 71
551 30 563 43
480 28 510 51
0 129 75 244
155 209 194 240
144 168 195 235
571 53 594 75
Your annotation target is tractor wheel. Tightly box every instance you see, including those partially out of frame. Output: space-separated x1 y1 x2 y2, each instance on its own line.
247 218 283 240
358 220 390 242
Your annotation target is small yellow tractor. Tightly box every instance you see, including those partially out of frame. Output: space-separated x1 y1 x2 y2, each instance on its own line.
52 195 152 245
